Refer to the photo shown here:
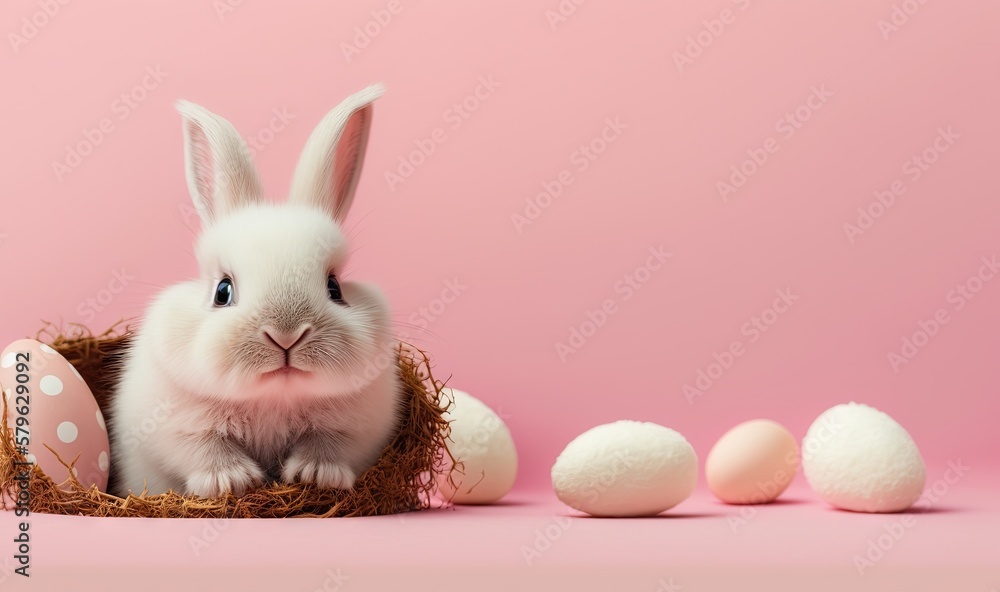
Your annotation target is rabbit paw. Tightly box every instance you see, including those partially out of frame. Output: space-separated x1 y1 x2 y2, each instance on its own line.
281 452 357 490
185 458 266 498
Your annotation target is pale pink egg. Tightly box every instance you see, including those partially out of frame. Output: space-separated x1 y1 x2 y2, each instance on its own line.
2 338 110 504
706 419 799 504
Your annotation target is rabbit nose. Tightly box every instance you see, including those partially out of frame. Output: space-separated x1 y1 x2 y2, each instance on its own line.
263 325 312 351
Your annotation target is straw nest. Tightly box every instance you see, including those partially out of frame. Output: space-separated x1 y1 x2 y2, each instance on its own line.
0 324 453 518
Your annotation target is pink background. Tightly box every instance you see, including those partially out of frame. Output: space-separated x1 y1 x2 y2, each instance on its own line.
2 0 998 496
3 478 1000 591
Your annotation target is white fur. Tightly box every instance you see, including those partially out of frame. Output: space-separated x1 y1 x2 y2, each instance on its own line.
111 86 401 498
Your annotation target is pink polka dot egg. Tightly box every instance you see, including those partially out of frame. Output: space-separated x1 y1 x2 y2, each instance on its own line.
2 339 110 497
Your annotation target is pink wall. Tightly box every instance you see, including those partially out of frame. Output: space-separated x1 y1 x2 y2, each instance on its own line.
2 0 997 491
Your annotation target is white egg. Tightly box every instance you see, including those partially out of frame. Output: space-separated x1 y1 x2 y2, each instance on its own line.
552 420 698 517
802 402 925 513
437 388 517 504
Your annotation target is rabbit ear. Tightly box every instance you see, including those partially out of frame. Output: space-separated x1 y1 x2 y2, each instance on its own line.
177 100 262 226
288 84 383 222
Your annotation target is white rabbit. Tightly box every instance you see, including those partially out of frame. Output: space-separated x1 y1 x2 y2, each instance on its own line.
110 85 402 498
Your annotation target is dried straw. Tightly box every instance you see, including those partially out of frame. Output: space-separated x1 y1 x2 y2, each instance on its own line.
1 323 453 518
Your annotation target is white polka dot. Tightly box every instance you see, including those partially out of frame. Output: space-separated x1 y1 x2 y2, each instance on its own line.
57 421 78 443
96 410 107 431
69 364 85 382
71 467 78 478
24 454 36 464
3 388 11 400
39 344 57 355
39 375 63 396
1 353 15 368
98 451 109 472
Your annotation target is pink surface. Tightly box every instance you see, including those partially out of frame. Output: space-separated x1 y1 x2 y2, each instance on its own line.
2 471 999 589
12 476 1000 568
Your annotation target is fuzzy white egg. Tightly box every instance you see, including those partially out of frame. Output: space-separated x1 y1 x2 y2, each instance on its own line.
436 388 517 504
802 402 925 513
551 420 698 517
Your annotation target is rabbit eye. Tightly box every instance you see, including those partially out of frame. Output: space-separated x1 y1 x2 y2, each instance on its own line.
214 277 235 307
328 275 346 304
